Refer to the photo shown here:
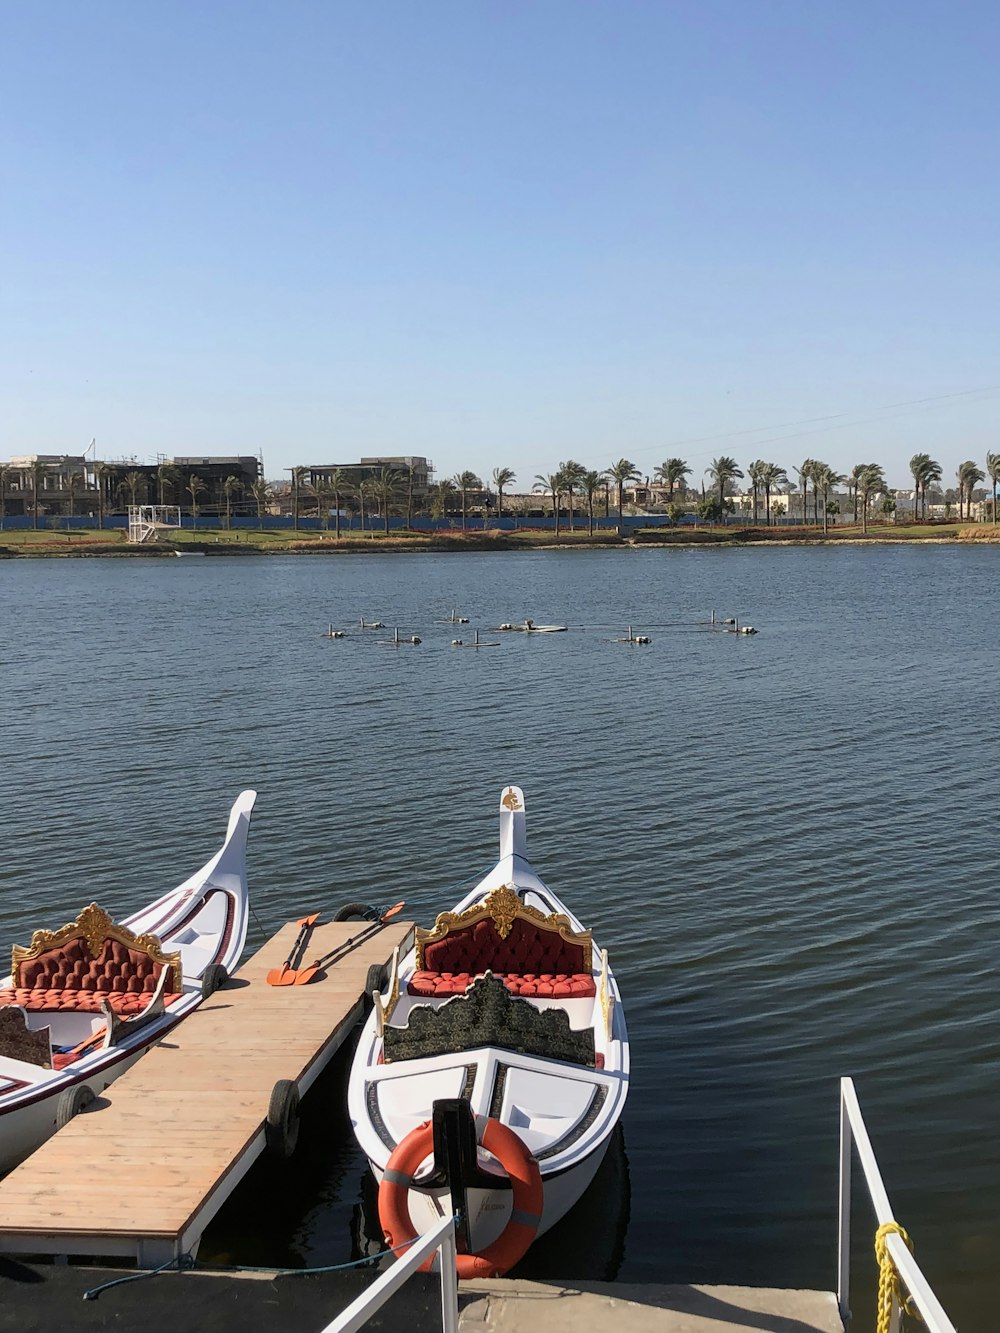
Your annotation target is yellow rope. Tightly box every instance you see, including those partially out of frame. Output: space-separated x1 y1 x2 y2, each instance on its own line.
875 1221 922 1331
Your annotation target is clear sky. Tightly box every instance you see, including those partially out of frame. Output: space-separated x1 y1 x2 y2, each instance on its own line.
2 0 998 488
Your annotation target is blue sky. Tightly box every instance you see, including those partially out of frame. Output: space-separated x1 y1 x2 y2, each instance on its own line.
2 1 998 488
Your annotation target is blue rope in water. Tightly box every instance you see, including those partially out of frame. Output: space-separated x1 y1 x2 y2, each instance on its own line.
82 1223 461 1301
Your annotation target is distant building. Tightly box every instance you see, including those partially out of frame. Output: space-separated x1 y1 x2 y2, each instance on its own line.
0 452 263 519
298 456 434 497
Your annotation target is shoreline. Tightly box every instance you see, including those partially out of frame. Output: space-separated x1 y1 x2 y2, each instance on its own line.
1 526 997 558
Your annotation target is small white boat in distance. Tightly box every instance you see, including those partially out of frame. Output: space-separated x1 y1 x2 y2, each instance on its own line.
348 785 629 1277
0 790 256 1175
496 619 568 633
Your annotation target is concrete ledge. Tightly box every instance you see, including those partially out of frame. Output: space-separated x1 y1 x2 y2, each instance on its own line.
458 1280 844 1333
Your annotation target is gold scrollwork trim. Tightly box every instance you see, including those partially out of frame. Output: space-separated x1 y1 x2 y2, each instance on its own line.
501 787 522 811
11 902 183 991
415 884 592 969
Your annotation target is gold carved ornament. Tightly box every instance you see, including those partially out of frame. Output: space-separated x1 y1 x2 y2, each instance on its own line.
11 902 183 992
414 884 592 970
374 946 401 1037
598 947 614 1038
501 788 522 811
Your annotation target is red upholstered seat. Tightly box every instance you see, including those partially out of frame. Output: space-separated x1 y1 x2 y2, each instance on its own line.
17 936 170 994
407 971 596 999
423 916 588 977
0 988 182 1018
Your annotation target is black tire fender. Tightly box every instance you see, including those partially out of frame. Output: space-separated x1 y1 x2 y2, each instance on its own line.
333 902 378 922
201 963 228 999
365 961 388 998
265 1079 301 1159
56 1083 96 1130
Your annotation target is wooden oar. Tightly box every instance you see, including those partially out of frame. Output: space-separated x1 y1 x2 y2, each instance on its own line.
266 913 320 986
293 901 405 985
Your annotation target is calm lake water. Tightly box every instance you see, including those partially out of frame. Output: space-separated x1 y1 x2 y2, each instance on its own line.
2 545 997 1325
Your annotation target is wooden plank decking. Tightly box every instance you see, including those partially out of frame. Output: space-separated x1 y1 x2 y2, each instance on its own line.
0 917 413 1265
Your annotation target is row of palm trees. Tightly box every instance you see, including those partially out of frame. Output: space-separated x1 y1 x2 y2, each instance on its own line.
287 448 1000 536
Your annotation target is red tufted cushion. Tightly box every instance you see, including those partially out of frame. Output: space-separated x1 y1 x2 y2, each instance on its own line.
407 971 596 998
0 987 182 1017
423 917 588 976
17 937 168 994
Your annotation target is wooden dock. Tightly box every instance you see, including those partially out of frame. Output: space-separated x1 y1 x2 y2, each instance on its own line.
0 916 413 1265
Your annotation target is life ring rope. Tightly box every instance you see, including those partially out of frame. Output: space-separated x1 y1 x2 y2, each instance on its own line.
378 1116 543 1278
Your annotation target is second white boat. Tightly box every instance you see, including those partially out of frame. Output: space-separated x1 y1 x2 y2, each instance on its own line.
348 784 629 1276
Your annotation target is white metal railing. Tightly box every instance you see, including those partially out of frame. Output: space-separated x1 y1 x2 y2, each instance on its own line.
838 1076 957 1333
319 1212 458 1333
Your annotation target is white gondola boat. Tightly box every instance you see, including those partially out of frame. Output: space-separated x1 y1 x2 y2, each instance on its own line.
0 789 256 1175
348 785 629 1277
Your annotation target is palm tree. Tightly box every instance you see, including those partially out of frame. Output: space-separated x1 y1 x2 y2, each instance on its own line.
66 471 84 521
921 458 942 519
28 458 48 530
157 463 181 507
909 453 930 522
534 473 562 537
222 475 242 530
492 467 516 518
404 464 415 529
653 458 691 505
795 459 816 526
358 477 379 536
122 470 145 511
558 460 586 532
323 468 350 538
986 451 1000 525
451 471 481 531
814 464 844 535
847 464 867 524
581 469 603 536
746 460 765 525
93 462 110 530
706 456 744 508
250 479 271 529
759 462 788 527
429 478 456 522
309 478 331 531
290 467 306 531
372 467 402 535
958 460 985 521
857 464 886 533
606 459 640 521
187 473 207 523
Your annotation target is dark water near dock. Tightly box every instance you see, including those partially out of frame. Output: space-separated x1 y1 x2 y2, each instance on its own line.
1 546 996 1325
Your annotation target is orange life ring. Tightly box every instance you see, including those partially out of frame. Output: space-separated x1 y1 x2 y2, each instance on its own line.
378 1116 543 1278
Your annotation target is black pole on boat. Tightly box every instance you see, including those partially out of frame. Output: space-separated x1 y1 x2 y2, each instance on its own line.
432 1098 499 1253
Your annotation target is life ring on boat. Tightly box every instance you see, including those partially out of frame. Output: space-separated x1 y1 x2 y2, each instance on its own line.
378 1117 543 1278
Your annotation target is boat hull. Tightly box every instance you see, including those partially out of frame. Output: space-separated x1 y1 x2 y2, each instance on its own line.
348 785 629 1269
0 790 256 1176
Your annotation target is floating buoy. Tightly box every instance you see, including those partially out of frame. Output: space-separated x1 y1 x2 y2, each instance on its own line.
451 639 463 646
612 625 651 645
739 626 758 635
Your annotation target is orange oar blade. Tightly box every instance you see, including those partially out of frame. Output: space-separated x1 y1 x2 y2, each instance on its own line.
382 901 405 920
266 912 321 985
292 964 320 986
